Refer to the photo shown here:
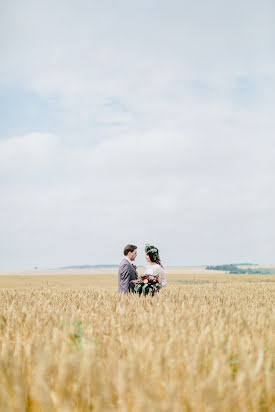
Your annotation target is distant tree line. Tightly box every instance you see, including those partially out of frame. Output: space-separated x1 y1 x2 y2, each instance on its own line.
206 264 274 275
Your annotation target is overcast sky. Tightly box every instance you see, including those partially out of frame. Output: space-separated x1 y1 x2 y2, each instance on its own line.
0 0 274 270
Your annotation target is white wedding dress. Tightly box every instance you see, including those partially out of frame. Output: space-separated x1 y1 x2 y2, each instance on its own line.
144 263 167 287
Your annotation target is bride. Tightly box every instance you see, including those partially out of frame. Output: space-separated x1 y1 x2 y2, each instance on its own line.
143 244 166 287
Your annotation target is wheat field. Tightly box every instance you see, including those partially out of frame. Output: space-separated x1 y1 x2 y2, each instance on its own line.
0 270 274 411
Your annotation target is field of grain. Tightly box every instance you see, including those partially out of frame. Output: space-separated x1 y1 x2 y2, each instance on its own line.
0 269 274 411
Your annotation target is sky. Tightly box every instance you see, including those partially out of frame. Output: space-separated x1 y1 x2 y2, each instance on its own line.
0 0 274 270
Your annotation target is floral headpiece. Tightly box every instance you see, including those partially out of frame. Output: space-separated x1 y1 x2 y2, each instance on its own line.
145 244 160 262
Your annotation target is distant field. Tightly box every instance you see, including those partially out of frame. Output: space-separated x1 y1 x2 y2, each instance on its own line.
0 266 274 289
0 269 274 411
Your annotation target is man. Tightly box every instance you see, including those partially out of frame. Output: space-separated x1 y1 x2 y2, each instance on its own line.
118 244 138 294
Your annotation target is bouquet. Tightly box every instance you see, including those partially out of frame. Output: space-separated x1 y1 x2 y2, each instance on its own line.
133 275 162 296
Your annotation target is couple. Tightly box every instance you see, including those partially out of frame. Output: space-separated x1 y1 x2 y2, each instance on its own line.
118 244 166 294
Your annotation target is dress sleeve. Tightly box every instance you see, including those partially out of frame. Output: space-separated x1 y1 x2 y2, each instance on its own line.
156 266 166 287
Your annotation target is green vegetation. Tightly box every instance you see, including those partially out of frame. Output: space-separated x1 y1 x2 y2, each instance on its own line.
206 265 275 274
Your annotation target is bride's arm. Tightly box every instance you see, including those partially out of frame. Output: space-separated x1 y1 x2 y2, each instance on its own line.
154 266 162 284
160 267 166 287
157 266 165 286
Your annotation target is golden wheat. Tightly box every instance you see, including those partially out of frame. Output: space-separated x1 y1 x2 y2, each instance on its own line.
0 276 274 411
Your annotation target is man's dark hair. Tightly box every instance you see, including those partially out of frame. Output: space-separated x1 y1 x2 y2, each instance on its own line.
124 244 137 256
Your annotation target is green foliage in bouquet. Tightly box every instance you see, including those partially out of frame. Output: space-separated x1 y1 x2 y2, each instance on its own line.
134 275 162 296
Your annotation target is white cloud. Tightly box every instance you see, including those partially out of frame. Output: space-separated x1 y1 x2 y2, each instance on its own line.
1 129 274 269
0 133 58 169
0 0 275 269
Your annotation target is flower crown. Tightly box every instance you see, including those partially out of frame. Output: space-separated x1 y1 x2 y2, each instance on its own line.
145 244 160 261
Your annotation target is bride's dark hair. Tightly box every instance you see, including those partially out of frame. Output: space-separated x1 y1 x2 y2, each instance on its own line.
145 244 163 267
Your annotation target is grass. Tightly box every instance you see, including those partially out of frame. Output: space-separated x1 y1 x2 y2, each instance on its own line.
0 270 274 411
